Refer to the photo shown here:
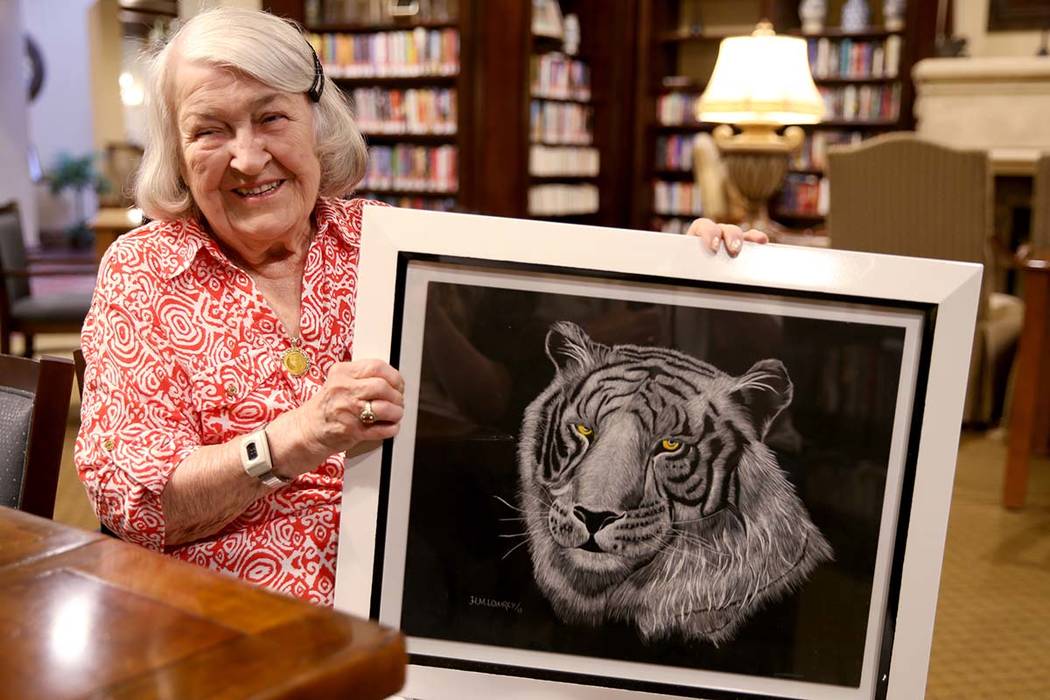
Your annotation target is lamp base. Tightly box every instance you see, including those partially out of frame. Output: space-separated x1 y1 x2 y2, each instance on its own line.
712 124 804 234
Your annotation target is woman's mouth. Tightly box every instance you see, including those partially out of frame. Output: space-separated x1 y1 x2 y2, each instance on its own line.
233 180 285 199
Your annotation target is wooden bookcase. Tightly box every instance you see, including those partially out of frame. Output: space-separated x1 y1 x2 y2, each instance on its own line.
456 0 634 226
263 0 634 228
265 0 471 213
631 0 938 233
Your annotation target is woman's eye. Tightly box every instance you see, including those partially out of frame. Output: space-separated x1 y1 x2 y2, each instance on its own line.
575 423 593 438
262 114 286 124
660 438 681 452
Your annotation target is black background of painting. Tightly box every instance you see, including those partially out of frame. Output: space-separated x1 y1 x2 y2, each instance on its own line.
396 280 910 687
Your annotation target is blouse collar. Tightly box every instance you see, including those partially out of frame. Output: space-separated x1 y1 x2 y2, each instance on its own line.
156 197 352 280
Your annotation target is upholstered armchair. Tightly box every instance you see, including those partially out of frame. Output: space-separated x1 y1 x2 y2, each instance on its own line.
827 133 1024 425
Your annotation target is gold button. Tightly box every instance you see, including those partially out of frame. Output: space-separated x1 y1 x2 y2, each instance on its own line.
225 384 238 398
103 438 115 451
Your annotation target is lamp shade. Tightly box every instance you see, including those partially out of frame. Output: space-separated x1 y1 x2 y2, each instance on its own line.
697 23 824 126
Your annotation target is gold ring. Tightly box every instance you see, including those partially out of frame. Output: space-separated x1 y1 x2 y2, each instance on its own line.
359 400 377 425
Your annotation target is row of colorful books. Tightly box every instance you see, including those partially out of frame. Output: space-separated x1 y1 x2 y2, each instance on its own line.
363 145 458 193
774 173 829 217
528 184 599 216
653 181 702 217
656 92 701 126
530 101 593 145
530 53 591 101
529 145 600 176
350 87 456 135
306 0 458 26
807 36 901 80
358 193 457 212
308 30 459 78
655 135 695 171
819 84 901 122
791 130 864 171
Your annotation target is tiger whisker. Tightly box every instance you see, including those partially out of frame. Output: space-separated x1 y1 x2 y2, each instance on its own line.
501 539 531 560
498 532 529 539
493 495 528 513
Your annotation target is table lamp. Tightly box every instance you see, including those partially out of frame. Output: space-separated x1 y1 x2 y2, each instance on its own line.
696 21 824 232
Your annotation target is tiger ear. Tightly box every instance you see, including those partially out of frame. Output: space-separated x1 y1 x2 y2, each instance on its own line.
731 359 793 441
545 321 600 373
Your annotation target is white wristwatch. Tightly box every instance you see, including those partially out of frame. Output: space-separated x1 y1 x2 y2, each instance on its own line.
240 428 291 489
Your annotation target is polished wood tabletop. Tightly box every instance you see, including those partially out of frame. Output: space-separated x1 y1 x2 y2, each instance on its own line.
0 507 406 699
1004 250 1050 508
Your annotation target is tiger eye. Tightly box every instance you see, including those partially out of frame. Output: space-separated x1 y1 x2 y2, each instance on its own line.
660 438 681 451
575 423 593 437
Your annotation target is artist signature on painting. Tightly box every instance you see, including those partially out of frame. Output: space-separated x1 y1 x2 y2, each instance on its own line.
469 595 523 615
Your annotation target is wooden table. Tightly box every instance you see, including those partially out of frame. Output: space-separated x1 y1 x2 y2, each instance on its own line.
90 207 141 262
0 507 406 699
1004 251 1050 508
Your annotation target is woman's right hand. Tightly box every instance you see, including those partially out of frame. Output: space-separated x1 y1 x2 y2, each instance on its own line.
272 359 405 475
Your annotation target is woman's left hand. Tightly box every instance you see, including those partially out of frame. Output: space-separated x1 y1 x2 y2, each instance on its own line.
686 219 769 258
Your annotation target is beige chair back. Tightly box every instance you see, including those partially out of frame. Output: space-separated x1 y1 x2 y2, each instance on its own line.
1031 153 1050 250
827 132 993 316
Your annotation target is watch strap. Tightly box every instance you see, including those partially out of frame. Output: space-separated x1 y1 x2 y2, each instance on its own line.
240 428 291 488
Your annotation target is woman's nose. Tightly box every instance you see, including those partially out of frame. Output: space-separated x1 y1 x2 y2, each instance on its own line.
228 131 270 175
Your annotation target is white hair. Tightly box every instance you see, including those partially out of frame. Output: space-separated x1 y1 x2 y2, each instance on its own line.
134 7 367 220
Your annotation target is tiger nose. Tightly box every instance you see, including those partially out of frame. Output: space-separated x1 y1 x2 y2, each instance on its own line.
572 505 624 535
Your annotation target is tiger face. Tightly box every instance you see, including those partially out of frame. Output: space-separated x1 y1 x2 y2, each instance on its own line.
517 322 833 643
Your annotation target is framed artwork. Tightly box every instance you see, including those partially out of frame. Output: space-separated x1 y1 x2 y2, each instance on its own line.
335 206 981 699
987 0 1050 31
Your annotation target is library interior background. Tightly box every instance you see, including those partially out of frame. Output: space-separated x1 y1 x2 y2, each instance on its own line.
1 0 1049 697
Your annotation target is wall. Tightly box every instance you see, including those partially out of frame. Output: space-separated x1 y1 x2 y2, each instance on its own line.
21 0 98 235
954 0 1045 57
179 0 261 19
89 0 125 152
0 0 36 244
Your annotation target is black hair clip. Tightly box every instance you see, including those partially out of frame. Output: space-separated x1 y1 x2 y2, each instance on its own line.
307 43 324 103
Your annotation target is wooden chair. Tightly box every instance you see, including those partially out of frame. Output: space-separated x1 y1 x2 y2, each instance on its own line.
1031 153 1050 251
1019 154 1050 453
97 142 144 209
73 347 86 396
827 132 1024 425
0 201 96 356
0 353 75 518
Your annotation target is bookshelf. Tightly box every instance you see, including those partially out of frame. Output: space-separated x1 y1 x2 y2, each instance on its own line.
265 0 634 226
631 0 938 233
469 0 632 225
266 0 466 212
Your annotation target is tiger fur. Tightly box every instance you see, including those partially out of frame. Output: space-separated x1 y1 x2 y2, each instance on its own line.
517 321 833 644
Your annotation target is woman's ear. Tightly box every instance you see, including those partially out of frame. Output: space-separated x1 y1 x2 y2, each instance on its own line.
730 359 793 441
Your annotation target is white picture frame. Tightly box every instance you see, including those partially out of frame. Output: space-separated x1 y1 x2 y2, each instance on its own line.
335 205 981 700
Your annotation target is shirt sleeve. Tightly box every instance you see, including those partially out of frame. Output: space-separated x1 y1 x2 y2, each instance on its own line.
75 251 201 551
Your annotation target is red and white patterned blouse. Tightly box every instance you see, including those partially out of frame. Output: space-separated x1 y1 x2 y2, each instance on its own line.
76 197 379 606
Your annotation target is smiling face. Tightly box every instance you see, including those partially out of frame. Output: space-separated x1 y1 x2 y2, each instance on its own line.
173 59 321 258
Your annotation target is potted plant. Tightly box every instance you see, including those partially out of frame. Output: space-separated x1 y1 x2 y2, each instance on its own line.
46 152 111 249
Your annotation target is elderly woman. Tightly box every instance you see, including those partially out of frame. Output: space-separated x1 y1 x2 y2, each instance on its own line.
75 8 766 606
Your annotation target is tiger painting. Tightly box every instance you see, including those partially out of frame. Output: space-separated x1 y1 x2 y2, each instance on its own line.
517 321 833 644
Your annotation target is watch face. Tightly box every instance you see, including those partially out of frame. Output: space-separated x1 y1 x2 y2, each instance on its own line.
24 34 45 102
